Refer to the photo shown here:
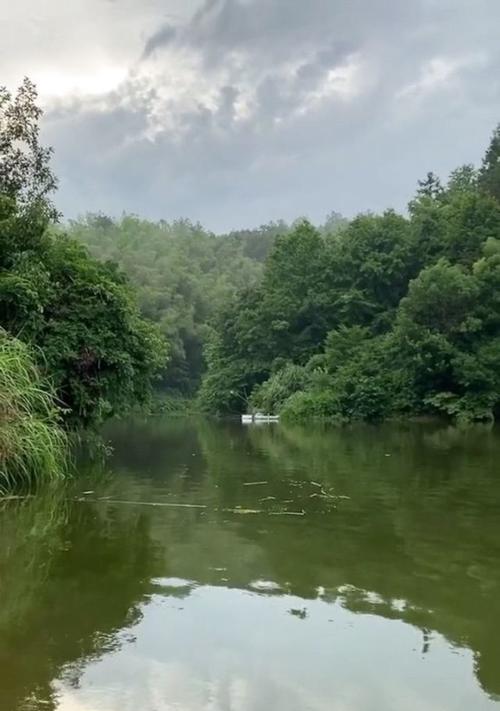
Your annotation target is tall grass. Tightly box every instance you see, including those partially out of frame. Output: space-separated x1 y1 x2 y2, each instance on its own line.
0 330 67 491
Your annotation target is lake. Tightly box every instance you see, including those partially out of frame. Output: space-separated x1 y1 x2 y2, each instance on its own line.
1 418 500 711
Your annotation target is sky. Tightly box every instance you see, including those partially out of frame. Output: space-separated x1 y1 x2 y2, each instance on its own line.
2 0 500 231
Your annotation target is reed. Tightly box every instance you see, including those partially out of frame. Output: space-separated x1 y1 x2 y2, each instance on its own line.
0 330 67 491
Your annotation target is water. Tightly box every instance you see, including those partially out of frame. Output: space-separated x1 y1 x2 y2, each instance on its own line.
1 419 500 711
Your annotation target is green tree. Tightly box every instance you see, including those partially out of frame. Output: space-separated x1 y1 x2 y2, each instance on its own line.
0 78 58 219
332 211 416 329
479 123 500 202
391 256 500 422
398 259 479 336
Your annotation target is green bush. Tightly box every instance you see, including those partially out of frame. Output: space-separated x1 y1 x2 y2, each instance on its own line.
250 363 308 413
281 389 341 422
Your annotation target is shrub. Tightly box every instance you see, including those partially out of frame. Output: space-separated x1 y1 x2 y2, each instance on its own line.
281 389 341 422
250 363 308 413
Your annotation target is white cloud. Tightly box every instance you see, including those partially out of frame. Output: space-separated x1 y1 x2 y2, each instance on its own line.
397 53 488 103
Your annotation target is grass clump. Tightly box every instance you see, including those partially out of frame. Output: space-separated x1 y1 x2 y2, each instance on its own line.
0 330 67 491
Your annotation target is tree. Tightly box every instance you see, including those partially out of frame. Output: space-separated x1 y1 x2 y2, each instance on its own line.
390 254 500 422
479 124 500 202
332 211 416 329
0 78 58 219
442 190 500 266
260 220 332 362
398 260 478 336
447 164 478 196
415 171 444 201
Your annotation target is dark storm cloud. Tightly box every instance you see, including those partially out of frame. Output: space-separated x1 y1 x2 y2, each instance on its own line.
42 0 500 231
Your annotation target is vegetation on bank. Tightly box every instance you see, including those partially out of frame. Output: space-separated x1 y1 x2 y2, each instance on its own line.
198 130 500 424
0 79 167 486
0 330 66 489
65 122 500 425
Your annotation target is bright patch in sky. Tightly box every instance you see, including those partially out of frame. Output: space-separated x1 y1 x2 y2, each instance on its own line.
35 67 128 100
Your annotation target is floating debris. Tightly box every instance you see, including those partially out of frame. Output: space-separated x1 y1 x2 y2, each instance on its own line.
243 481 268 486
223 507 263 515
259 496 277 502
269 510 305 517
79 498 207 509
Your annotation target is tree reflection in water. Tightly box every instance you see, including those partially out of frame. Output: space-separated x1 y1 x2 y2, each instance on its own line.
1 419 499 709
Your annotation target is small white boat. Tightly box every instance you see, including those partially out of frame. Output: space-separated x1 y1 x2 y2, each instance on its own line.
254 413 280 422
241 412 280 424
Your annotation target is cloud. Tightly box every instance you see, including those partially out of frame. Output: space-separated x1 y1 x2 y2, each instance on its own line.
142 25 177 60
21 0 500 230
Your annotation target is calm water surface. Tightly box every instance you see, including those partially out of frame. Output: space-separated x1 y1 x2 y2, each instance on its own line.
1 419 500 711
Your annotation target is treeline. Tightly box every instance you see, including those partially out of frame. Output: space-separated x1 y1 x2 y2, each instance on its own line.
67 124 500 424
200 130 500 423
0 79 165 486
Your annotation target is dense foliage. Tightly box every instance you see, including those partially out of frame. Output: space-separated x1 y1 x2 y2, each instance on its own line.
0 200 166 427
199 125 500 424
68 213 347 396
64 216 294 393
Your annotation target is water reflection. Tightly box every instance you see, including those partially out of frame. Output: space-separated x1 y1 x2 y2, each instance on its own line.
1 419 500 710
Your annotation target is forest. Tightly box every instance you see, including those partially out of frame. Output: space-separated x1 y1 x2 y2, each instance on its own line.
2 76 500 488
68 126 500 425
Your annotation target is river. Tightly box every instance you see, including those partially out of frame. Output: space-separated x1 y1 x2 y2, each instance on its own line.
1 418 500 710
